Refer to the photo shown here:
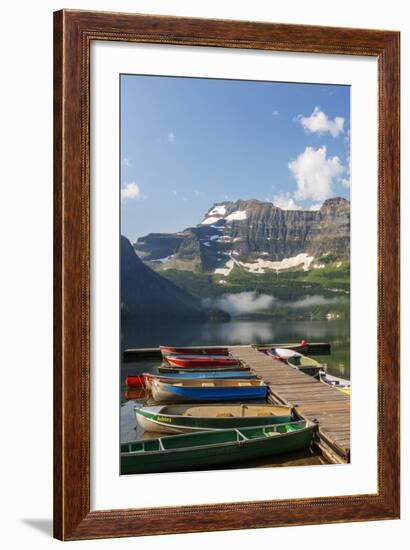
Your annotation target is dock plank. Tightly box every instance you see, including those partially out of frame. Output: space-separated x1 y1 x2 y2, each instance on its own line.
229 346 350 463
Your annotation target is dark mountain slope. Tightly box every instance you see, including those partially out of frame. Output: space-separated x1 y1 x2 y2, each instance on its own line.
120 235 206 320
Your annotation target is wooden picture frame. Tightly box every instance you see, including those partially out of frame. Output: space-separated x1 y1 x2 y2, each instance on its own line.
54 9 400 540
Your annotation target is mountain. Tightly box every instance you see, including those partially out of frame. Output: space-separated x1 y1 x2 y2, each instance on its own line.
134 198 350 276
121 235 207 320
305 197 351 258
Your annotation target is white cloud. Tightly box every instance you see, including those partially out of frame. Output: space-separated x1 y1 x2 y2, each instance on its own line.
272 192 301 210
121 158 131 167
342 131 351 188
167 131 175 143
272 110 279 116
272 192 322 211
288 146 344 201
121 182 142 203
298 107 344 138
308 202 323 211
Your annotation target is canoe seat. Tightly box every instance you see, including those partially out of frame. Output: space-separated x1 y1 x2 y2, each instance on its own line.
179 406 290 418
256 410 276 416
182 406 242 417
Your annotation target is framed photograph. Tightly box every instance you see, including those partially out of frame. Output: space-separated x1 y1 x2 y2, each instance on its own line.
54 9 400 540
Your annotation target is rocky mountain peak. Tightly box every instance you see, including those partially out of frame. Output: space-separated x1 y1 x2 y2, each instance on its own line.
320 197 350 213
134 197 350 275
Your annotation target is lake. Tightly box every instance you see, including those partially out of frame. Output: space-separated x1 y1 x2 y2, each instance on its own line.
120 317 350 473
121 318 350 377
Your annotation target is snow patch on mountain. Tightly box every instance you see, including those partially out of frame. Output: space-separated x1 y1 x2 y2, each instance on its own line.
240 253 314 273
208 205 227 217
202 207 247 225
201 216 221 225
152 255 174 263
214 252 314 276
214 259 235 276
225 210 248 222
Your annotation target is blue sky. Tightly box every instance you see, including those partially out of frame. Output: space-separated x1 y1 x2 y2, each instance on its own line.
120 75 350 242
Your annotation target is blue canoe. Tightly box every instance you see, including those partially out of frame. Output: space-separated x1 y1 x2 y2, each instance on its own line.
151 379 268 403
144 371 258 390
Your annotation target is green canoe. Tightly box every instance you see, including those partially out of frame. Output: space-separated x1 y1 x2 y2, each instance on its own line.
121 420 316 474
287 355 323 377
135 404 294 434
267 348 323 377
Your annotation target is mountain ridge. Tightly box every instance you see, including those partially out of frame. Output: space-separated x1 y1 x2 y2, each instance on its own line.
134 197 350 275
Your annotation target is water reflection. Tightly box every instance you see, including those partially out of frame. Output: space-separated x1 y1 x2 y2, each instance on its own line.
123 317 349 345
121 318 350 377
124 388 146 400
200 321 274 344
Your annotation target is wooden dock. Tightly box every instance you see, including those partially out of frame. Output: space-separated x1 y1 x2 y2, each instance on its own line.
229 346 350 464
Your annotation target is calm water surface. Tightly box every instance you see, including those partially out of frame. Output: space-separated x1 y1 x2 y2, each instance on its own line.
122 318 350 376
120 318 349 471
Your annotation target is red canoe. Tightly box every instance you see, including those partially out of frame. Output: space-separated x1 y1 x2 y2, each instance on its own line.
165 355 241 368
125 375 146 388
160 346 229 357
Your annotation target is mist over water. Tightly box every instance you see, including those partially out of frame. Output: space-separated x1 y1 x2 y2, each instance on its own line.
284 294 349 308
203 291 349 317
208 291 275 316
